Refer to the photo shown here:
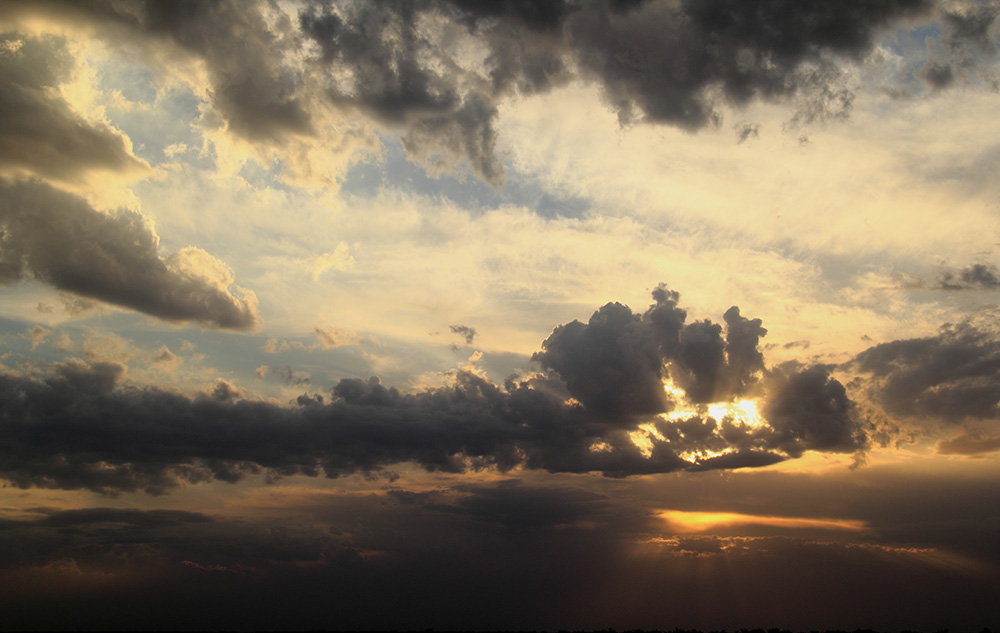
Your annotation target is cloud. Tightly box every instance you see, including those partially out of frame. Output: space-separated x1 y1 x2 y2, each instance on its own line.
3 0 947 189
936 431 1000 456
532 284 770 416
0 285 873 495
0 32 148 183
21 324 52 350
935 263 1000 290
308 243 354 280
38 507 212 529
852 320 1000 426
314 325 362 349
255 365 311 387
920 3 1000 90
0 180 259 330
450 324 477 344
761 365 867 457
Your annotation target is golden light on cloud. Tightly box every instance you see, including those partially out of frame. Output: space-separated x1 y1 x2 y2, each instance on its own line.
708 399 764 427
659 510 867 533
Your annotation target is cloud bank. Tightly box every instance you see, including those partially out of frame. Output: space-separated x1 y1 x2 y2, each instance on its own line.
0 285 874 495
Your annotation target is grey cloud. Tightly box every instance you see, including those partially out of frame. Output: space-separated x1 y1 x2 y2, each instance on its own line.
259 365 311 386
852 321 1000 425
762 365 866 457
4 0 947 187
0 285 871 495
450 324 477 344
935 263 1000 290
920 59 956 89
568 0 929 128
0 180 259 330
736 122 760 143
533 284 769 414
0 0 311 150
300 0 935 182
51 358 125 395
533 300 672 417
0 33 147 182
920 4 1000 90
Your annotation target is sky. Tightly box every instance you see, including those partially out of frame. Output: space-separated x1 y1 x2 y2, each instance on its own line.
1 0 1000 630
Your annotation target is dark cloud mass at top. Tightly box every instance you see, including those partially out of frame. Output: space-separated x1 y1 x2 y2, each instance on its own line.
0 0 952 186
0 286 870 495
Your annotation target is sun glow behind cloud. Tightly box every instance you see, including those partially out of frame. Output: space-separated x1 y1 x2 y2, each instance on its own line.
626 381 768 461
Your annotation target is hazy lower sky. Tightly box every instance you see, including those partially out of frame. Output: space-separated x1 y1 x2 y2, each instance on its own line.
2 1 1000 630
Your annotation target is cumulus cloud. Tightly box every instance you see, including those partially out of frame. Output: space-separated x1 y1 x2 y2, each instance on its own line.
762 365 866 457
0 285 871 495
0 180 259 330
532 284 770 416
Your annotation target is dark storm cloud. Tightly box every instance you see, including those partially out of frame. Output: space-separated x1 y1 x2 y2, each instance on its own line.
0 180 258 330
0 285 870 494
851 320 1000 425
297 0 934 181
0 33 147 181
450 324 477 344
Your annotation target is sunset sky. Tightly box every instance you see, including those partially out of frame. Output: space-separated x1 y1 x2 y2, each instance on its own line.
2 1 1000 630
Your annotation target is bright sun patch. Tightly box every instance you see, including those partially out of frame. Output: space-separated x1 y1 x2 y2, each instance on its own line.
707 399 764 427
643 381 768 461
659 510 868 533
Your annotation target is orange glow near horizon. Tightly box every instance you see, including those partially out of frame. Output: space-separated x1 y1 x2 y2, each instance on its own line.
659 510 868 533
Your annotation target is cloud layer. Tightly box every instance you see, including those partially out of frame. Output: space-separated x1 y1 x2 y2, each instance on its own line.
0 286 873 494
